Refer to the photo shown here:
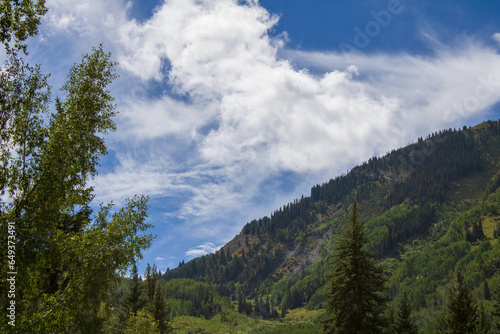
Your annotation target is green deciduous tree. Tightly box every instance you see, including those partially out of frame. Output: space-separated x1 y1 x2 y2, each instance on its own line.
124 309 158 334
0 12 155 330
324 200 388 334
476 301 491 334
0 0 47 53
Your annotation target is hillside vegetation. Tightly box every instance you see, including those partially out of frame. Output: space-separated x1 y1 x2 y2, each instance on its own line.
156 120 500 333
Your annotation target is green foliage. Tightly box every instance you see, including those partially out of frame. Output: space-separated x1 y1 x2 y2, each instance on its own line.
0 12 155 331
0 0 47 53
324 201 388 333
438 266 479 334
124 310 158 334
259 322 322 333
493 285 500 332
163 278 230 319
159 121 500 332
393 291 419 334
125 264 147 317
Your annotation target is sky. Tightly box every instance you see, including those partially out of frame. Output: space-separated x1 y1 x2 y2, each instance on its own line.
20 0 500 274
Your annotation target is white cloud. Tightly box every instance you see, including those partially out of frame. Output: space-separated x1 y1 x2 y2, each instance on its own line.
288 45 500 130
118 96 216 140
36 0 500 250
44 0 129 37
185 242 222 258
493 33 500 46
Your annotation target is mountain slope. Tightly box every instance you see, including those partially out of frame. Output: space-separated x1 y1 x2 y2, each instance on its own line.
161 120 500 331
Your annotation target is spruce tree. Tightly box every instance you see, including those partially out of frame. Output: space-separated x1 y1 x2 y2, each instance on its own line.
126 264 147 317
324 200 388 334
394 291 419 334
438 266 478 334
153 283 172 334
144 263 159 302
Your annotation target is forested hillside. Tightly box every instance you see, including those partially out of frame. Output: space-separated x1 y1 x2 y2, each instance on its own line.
160 120 500 333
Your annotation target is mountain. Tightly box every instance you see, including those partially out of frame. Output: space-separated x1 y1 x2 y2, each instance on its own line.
161 120 500 332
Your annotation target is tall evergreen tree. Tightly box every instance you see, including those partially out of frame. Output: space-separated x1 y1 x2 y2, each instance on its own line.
438 266 478 334
324 200 388 334
153 283 172 334
237 285 244 314
126 264 147 317
394 291 419 334
144 263 159 302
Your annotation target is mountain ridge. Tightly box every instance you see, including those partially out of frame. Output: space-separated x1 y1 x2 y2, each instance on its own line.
161 119 500 332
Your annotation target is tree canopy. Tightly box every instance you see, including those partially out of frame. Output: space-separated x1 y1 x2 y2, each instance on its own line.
0 4 155 332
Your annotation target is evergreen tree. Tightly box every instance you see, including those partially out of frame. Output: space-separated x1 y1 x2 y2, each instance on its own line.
144 263 159 302
394 291 419 334
324 200 388 334
237 286 244 314
438 266 478 334
126 264 147 317
153 283 172 334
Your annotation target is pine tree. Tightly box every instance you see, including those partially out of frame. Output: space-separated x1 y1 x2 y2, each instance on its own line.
153 283 172 334
394 291 419 334
438 266 478 334
144 263 159 302
126 264 147 317
324 200 388 334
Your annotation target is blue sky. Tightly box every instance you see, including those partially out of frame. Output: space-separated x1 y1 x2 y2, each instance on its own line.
20 0 500 275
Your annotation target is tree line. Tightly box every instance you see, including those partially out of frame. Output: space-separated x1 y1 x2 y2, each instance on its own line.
323 200 500 334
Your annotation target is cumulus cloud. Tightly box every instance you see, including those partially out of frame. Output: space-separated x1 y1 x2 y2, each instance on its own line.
38 0 500 248
287 45 500 132
109 0 500 231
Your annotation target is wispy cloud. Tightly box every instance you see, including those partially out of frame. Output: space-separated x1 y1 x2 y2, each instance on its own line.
493 33 500 47
185 242 222 259
36 0 500 254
